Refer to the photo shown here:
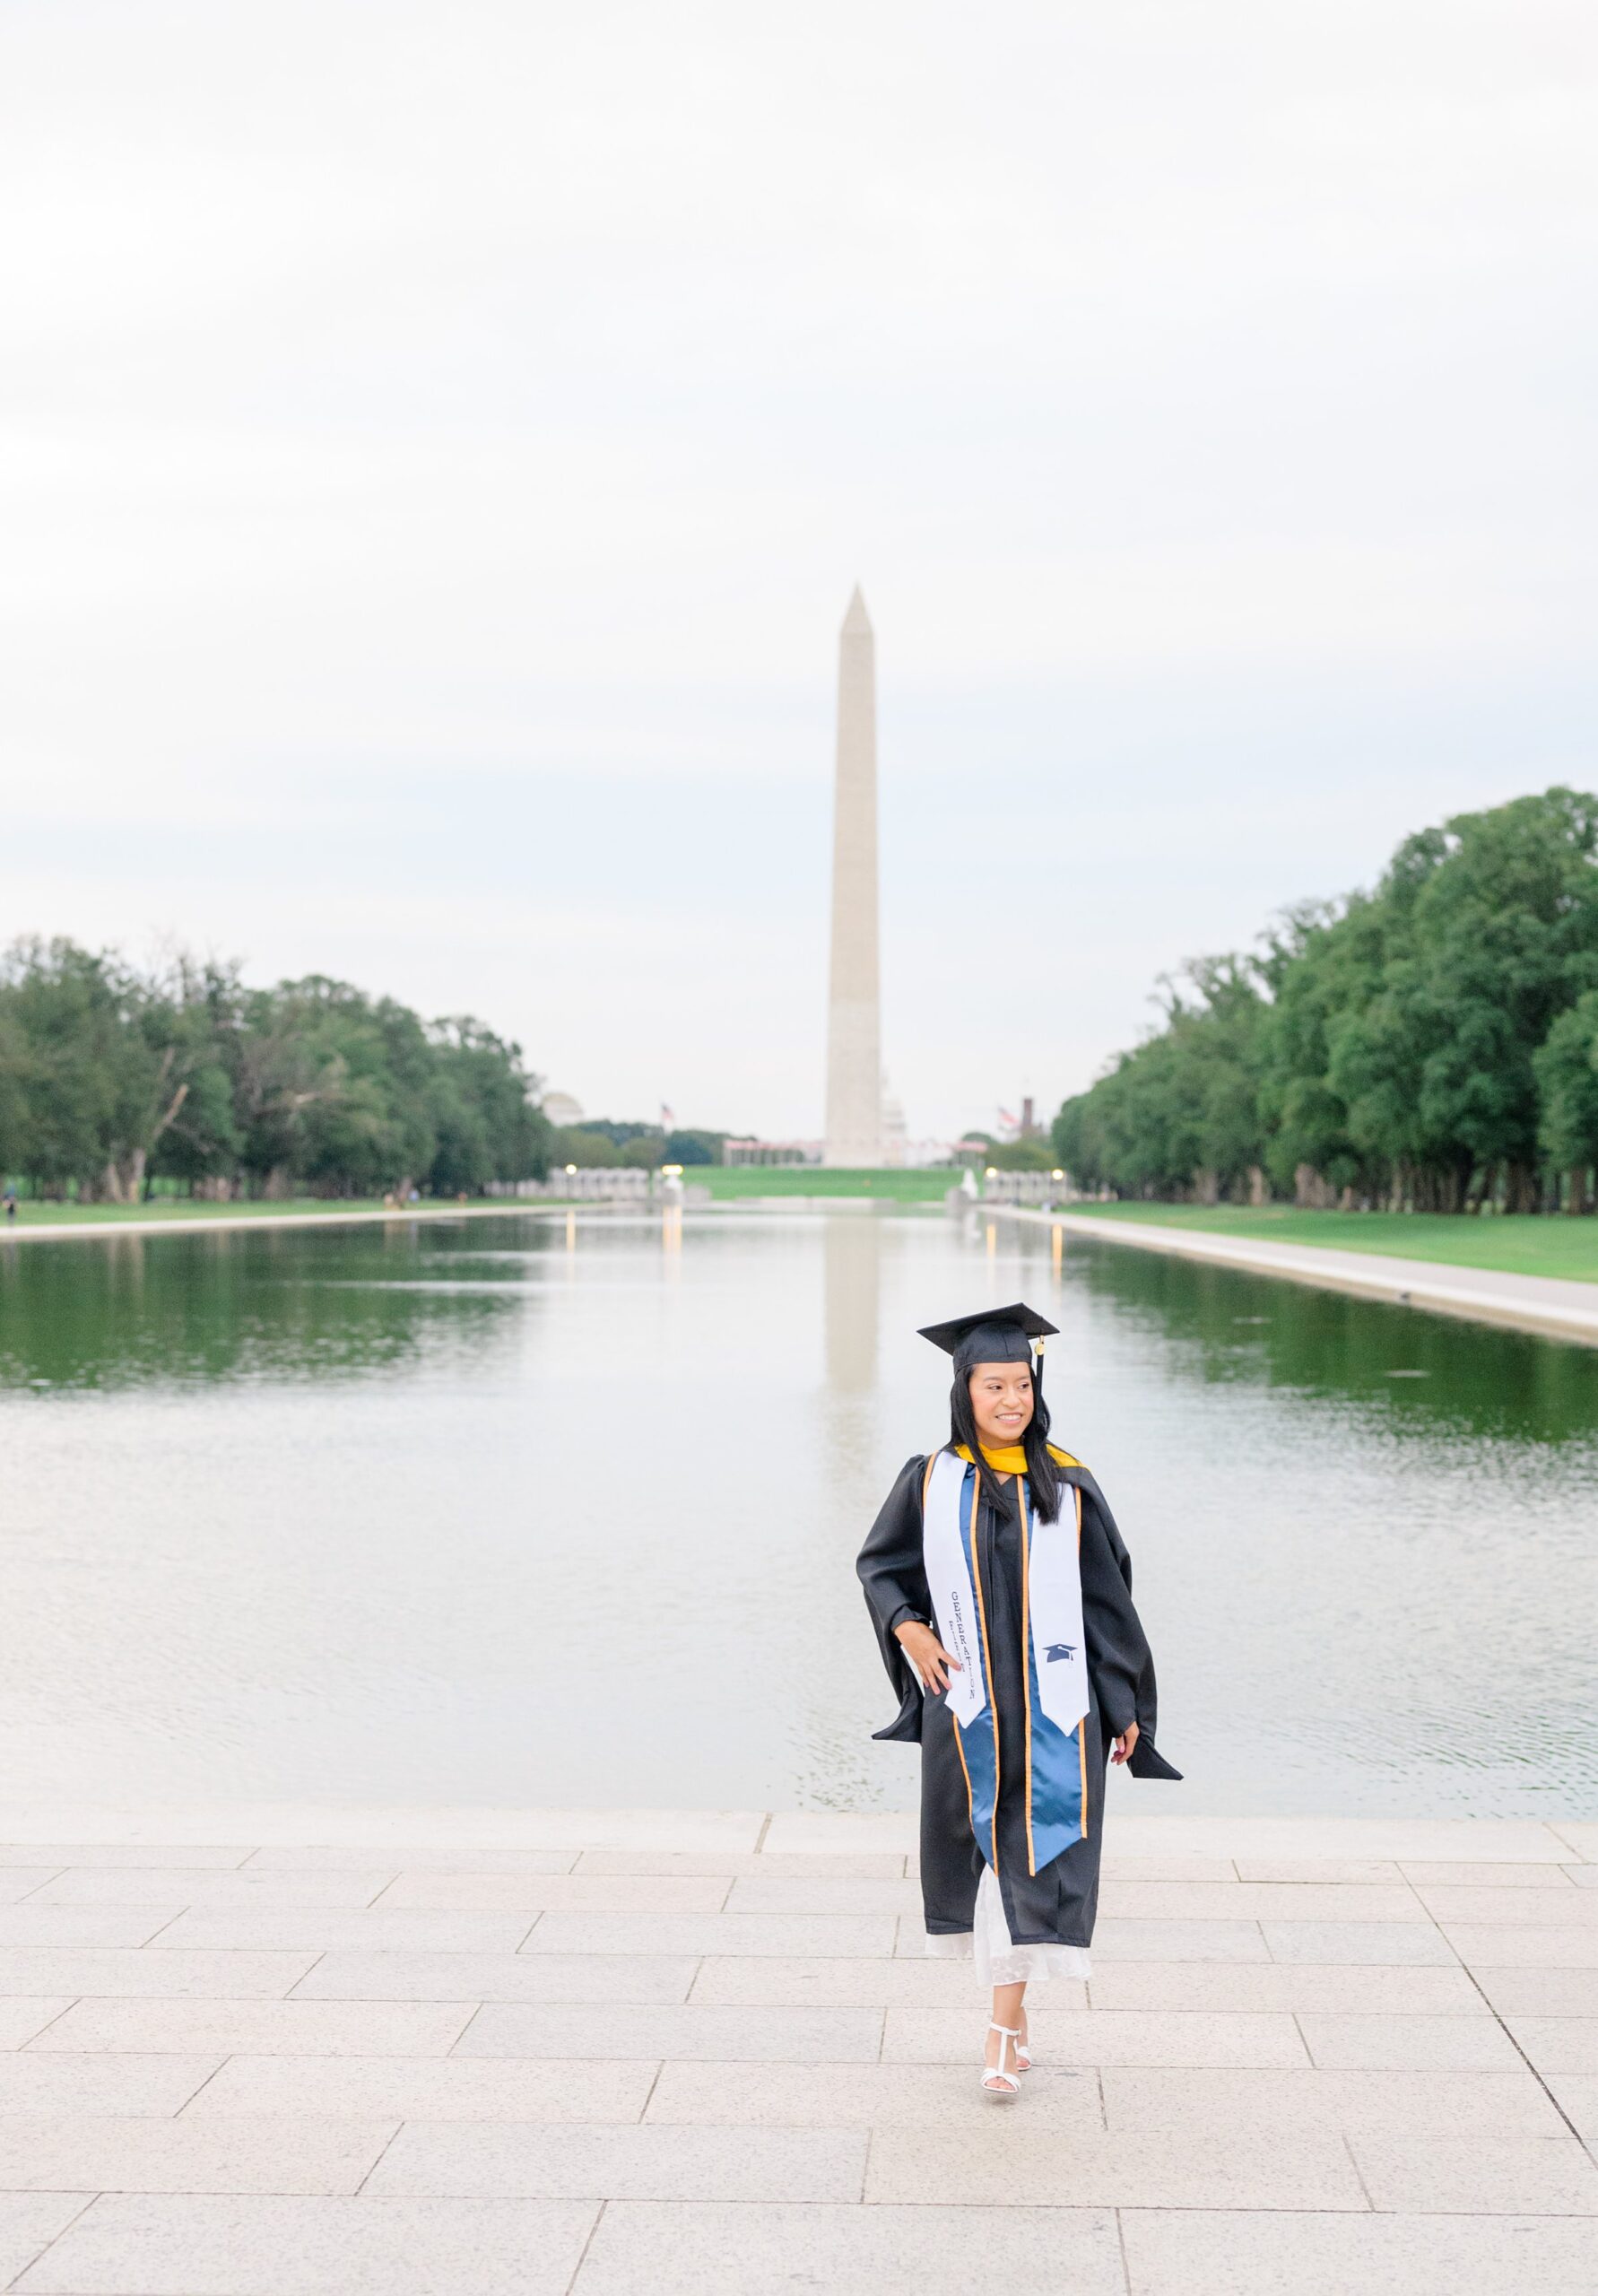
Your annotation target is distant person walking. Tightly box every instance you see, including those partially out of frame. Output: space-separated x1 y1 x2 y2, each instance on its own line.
2 1187 15 1222
856 1302 1180 2098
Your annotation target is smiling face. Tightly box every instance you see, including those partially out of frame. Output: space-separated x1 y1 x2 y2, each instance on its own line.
967 1358 1035 1450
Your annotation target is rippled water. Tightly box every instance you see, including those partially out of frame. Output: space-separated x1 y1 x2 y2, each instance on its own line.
1 1206 1594 1817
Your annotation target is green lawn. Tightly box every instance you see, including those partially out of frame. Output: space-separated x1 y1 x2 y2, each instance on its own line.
0 1196 521 1229
0 1172 957 1230
692 1166 952 1203
1065 1201 1598 1283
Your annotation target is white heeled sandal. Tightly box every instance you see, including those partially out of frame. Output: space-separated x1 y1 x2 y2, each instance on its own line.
981 2022 1023 2098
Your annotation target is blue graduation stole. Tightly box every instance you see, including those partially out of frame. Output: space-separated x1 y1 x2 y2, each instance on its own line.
921 1448 1089 1877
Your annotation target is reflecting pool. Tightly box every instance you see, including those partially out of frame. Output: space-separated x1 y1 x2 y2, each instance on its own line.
1 1206 1594 1816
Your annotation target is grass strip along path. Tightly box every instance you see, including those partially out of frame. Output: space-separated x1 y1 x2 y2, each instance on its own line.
0 1196 520 1231
1065 1201 1598 1286
1 1169 955 1233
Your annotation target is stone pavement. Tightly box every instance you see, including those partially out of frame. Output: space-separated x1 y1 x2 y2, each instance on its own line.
992 1205 1598 1347
0 1806 1588 2292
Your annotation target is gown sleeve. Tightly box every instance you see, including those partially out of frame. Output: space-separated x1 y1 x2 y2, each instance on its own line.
855 1454 932 1745
1077 1474 1183 1781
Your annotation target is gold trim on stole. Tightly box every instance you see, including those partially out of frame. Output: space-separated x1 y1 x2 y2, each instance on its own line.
923 1454 976 1833
966 1462 1001 1877
1019 1474 1037 1877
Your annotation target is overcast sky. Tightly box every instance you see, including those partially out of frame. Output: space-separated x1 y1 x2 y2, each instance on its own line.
4 1 1594 1140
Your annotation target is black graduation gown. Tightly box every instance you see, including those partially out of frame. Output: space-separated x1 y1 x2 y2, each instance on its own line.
856 1453 1181 1950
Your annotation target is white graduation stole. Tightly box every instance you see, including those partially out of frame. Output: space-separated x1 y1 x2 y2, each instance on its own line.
921 1446 1090 1874
922 1448 988 1727
922 1448 1088 1733
1024 1478 1090 1737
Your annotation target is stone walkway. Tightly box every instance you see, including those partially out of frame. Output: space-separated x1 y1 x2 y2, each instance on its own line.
990 1205 1598 1346
0 1807 1588 2292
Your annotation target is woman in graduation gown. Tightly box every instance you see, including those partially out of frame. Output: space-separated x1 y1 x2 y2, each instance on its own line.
856 1302 1180 2099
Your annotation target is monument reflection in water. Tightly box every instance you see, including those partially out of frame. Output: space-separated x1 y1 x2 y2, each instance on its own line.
0 1206 1594 1818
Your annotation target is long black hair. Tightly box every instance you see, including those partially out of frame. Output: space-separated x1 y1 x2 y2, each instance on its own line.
948 1362 1062 1523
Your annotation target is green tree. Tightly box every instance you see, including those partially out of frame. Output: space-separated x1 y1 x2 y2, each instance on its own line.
424 1018 551 1194
0 941 556 1204
1055 787 1598 1213
1534 992 1598 1210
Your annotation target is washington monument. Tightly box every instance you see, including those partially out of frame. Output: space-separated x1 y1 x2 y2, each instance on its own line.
823 587 883 1167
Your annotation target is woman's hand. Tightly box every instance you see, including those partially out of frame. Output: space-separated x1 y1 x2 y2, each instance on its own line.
1110 1721 1141 1766
894 1620 961 1695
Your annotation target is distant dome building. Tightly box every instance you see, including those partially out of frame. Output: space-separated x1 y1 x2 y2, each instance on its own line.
542 1091 584 1130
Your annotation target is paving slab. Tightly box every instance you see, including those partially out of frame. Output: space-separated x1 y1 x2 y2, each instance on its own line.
687 1953 1050 2008
374 1873 731 1912
0 2195 93 2286
0 2055 220 2117
1261 1919 1459 1964
1101 1880 1429 1922
1399 1861 1581 1889
0 1909 183 1948
291 1950 698 2005
1297 2011 1524 2069
1008 1918 1270 1963
1119 2207 1598 2294
644 2058 1104 2129
29 1868 389 1909
570 2200 1125 2295
0 1874 65 1905
722 1877 923 1915
524 1911 894 1958
29 1997 477 2057
1350 2132 1598 2213
1470 1966 1598 2016
12 2191 598 2294
1232 1857 1403 1883
1421 1885 1598 1925
865 2122 1366 2208
1501 2016 1598 2074
1085 1961 1482 2013
882 2007 1307 2068
0 1949 317 1998
1099 2066 1565 2138
1551 1823 1598 1861
246 1846 578 1874
456 2002 884 2064
1096 1815 1575 1864
0 2002 75 2050
185 2052 659 2122
1097 1855 1238 1882
760 1814 916 1855
576 1850 908 1878
0 2111 395 2194
143 1906 541 1952
1548 2074 1598 2140
365 2120 868 2201
1444 1924 1598 1967
0 1806 1589 2284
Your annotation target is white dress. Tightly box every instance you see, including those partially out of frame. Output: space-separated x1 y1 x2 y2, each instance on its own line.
923 1862 1092 1989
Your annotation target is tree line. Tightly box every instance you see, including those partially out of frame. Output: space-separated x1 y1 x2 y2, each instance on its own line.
1053 787 1598 1213
549 1119 727 1169
0 939 553 1202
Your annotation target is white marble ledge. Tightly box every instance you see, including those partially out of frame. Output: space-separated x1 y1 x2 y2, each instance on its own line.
0 1805 1585 1866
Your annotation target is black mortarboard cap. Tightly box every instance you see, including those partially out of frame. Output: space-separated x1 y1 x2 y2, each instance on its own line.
916 1300 1059 1378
